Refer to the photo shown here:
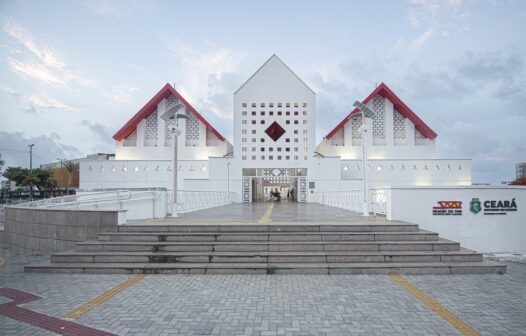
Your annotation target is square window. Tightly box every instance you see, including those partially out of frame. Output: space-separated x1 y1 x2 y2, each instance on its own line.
304 138 308 142
286 138 290 142
303 130 308 134
252 120 256 124
278 103 282 107
242 147 247 151
269 103 274 107
277 147 282 151
277 155 282 160
303 120 307 124
269 147 273 152
261 111 265 116
261 138 265 142
252 155 256 160
252 147 256 151
261 147 265 151
252 130 256 134
294 103 299 108
269 111 274 116
261 155 265 160
242 155 246 160
269 156 273 160
286 103 290 107
261 120 265 124
304 147 308 152
286 120 290 124
242 138 247 142
260 103 265 108
294 120 298 124
242 111 247 116
242 120 247 124
294 138 298 142
286 111 290 116
286 156 290 160
304 155 308 160
294 147 299 152
252 103 256 107
252 138 256 142
286 147 290 152
294 155 298 160
242 103 247 107
303 111 307 116
252 111 256 116
303 102 307 108
242 130 247 134
294 111 299 116
278 111 282 116
294 130 298 134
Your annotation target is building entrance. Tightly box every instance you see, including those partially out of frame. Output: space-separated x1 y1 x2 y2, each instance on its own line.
242 168 307 203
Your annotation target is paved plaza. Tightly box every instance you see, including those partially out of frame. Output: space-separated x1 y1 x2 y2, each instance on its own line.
1 203 525 335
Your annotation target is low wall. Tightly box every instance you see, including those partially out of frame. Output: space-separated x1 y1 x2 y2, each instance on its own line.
3 208 124 252
387 186 526 254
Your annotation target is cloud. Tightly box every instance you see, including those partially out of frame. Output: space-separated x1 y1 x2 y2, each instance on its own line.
0 132 82 170
79 120 114 153
2 18 95 88
28 94 76 111
163 39 246 120
104 84 140 104
0 84 75 113
410 28 434 51
84 0 156 17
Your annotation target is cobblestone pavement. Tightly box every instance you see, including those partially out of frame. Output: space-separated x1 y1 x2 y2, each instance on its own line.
1 244 525 335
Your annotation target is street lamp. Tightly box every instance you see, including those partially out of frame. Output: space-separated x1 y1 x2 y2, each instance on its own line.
161 103 189 217
56 157 65 196
352 101 375 216
223 152 233 201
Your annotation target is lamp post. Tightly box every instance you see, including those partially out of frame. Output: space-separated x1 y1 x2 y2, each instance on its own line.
352 101 375 216
223 152 233 202
56 157 64 196
161 102 189 217
28 144 34 200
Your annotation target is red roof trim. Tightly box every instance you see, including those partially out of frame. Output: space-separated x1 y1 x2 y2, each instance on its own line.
113 83 225 142
325 83 437 140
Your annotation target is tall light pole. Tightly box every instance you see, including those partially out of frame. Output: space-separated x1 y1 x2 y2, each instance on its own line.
352 101 375 216
223 152 233 202
161 102 189 217
56 157 64 196
28 144 34 200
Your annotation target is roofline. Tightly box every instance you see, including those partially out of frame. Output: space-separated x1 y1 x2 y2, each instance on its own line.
113 83 226 142
234 54 315 95
324 83 437 140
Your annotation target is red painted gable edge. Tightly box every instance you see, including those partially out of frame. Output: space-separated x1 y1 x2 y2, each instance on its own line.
113 83 226 142
325 83 437 140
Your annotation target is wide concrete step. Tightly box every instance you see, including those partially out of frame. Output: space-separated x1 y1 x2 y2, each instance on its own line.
74 238 460 252
51 249 482 264
25 260 506 275
117 223 419 233
98 230 438 242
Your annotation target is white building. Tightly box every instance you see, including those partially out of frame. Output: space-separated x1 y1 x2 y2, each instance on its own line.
80 55 471 202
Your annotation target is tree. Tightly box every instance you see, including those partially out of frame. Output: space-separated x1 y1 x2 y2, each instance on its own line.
2 167 54 190
63 160 78 194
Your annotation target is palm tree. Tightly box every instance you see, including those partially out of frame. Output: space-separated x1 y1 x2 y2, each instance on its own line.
63 160 77 195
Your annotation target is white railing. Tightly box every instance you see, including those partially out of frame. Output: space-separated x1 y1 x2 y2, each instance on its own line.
169 190 235 214
317 189 388 216
317 190 364 213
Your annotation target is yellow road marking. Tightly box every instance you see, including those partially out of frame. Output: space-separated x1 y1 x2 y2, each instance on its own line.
64 274 146 319
0 256 5 267
259 202 274 223
389 274 481 336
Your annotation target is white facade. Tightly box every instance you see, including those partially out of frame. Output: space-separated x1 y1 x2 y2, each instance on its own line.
79 55 472 202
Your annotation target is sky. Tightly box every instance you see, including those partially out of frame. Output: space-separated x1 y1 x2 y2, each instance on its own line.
0 0 525 184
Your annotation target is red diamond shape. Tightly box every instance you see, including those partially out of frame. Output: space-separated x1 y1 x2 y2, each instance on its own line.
265 121 286 142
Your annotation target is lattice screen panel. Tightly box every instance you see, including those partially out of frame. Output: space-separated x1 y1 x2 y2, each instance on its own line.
166 95 179 109
351 116 362 139
393 109 406 139
144 110 158 146
372 95 385 139
330 128 344 146
415 129 425 140
123 129 137 147
185 111 200 146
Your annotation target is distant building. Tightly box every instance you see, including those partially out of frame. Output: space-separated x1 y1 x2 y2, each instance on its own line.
517 163 526 180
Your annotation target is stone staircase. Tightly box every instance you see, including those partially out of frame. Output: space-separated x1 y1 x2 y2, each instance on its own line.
25 222 505 274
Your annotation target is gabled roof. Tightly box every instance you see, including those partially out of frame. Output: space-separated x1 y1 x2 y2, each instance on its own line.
113 83 225 141
325 83 437 140
234 54 315 95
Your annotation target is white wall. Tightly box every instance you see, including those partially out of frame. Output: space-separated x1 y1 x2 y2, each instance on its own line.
387 186 526 254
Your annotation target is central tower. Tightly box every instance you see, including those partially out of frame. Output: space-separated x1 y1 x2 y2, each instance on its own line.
233 55 316 202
